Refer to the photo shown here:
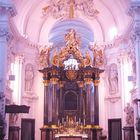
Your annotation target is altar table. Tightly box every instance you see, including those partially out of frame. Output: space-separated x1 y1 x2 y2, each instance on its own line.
55 134 88 140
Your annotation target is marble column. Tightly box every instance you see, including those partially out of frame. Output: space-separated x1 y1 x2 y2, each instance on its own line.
51 83 57 124
43 80 49 125
93 69 102 125
79 87 83 123
129 1 140 140
0 1 16 139
85 84 91 124
59 83 64 122
77 81 84 123
93 80 99 125
0 0 16 117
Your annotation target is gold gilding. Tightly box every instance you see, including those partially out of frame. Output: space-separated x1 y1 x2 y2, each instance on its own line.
93 80 100 86
43 80 49 86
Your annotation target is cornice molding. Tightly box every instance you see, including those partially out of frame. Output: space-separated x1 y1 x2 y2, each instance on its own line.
22 93 39 103
105 95 121 103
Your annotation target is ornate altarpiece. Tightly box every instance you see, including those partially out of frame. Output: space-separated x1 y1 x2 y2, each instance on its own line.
39 29 104 140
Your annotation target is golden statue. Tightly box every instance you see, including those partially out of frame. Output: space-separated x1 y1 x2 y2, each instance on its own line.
39 47 52 68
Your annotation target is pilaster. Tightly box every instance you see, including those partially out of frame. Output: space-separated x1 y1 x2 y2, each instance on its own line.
0 0 16 125
129 0 140 100
128 1 140 140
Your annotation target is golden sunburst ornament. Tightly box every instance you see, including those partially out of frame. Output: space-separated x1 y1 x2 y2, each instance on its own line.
66 69 77 80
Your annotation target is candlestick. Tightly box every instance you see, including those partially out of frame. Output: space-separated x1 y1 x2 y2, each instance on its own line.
83 119 85 126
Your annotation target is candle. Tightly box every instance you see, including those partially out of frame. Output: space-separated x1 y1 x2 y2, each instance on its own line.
84 119 85 126
58 119 60 126
62 118 64 123
79 118 81 124
75 116 76 122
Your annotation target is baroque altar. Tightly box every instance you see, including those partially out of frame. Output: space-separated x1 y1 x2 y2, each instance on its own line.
39 29 104 140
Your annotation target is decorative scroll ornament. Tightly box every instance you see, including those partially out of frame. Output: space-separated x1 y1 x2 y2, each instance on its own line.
52 49 60 67
39 46 52 68
89 44 104 67
84 51 92 66
43 0 99 19
66 69 77 80
124 103 134 126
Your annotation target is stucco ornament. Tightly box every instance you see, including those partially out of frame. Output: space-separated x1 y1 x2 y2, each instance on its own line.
43 0 99 19
39 47 52 68
124 103 134 126
89 44 104 67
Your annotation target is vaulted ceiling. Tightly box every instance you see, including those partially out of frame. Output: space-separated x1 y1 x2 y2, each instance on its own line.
11 0 132 47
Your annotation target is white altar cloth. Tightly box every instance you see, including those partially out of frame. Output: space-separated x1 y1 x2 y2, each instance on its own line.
55 134 88 138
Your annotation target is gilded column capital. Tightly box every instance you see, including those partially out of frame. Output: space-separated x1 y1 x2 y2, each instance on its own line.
93 79 100 86
59 81 65 88
43 80 49 86
77 81 84 88
50 78 59 85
